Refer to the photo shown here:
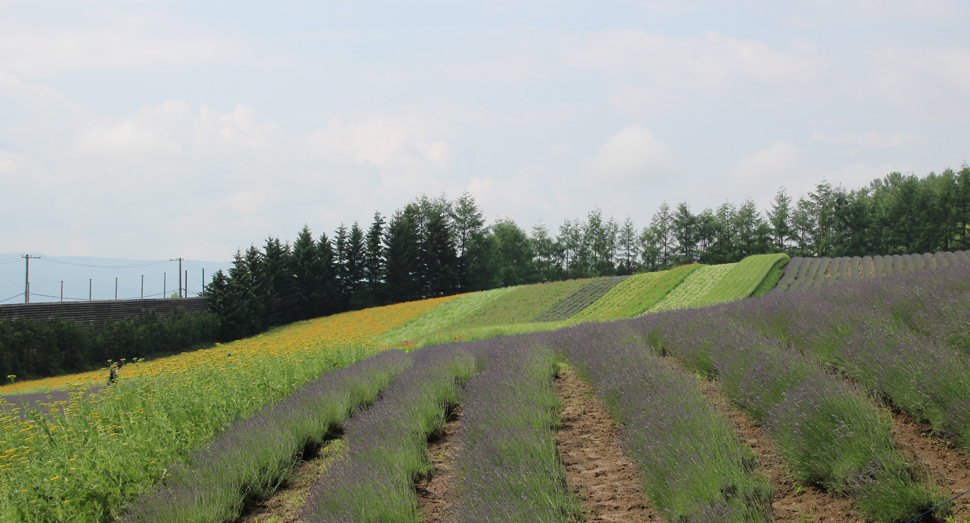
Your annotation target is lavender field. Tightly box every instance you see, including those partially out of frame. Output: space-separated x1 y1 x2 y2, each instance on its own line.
6 260 969 522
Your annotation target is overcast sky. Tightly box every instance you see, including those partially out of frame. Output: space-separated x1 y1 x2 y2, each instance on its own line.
2 0 968 262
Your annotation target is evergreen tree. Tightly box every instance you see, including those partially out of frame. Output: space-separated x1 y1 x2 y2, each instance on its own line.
360 212 386 308
316 233 338 316
422 209 458 297
262 236 293 325
767 187 793 251
672 202 698 264
647 202 675 269
292 225 324 320
530 222 557 281
617 216 639 275
451 191 488 291
384 209 418 303
345 222 367 308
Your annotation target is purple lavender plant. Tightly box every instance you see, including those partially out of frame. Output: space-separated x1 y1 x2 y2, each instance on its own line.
123 349 410 523
547 323 773 523
452 337 581 522
300 345 474 522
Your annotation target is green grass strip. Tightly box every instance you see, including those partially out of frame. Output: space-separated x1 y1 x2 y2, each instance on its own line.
693 253 790 307
441 279 590 332
530 276 628 323
648 263 736 313
379 286 519 347
573 264 703 322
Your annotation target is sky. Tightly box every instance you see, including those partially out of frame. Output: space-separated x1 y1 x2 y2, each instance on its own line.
2 0 969 265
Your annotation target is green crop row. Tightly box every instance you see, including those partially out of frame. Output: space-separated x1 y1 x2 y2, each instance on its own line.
692 254 790 307
441 278 590 332
379 286 519 346
531 276 629 323
572 264 702 322
647 263 736 313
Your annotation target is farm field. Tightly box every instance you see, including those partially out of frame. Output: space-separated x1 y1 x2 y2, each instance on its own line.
3 255 970 522
530 275 629 322
773 250 970 292
570 264 701 321
690 253 789 307
434 277 590 333
647 263 735 312
0 296 456 522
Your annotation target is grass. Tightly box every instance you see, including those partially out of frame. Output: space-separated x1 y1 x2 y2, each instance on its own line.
647 263 735 313
440 278 590 332
572 264 703 321
379 286 518 347
122 351 410 523
531 276 628 322
692 253 790 306
0 295 458 522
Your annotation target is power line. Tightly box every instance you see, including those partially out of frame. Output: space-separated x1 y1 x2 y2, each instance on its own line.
41 256 170 269
1 292 26 304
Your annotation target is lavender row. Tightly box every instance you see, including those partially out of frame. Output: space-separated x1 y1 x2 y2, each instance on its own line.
300 345 475 522
123 349 410 523
452 338 581 522
716 262 970 449
545 324 773 523
632 312 940 522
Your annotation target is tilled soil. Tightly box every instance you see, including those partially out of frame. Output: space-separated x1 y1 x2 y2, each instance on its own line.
679 361 864 522
554 366 664 522
890 410 970 521
416 405 462 522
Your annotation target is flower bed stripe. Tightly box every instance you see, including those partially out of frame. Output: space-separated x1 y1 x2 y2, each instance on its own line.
300 345 475 522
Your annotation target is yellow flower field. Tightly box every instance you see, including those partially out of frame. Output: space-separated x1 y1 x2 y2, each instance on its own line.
0 295 456 522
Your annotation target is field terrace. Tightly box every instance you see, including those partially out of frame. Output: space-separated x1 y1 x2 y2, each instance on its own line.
3 261 970 522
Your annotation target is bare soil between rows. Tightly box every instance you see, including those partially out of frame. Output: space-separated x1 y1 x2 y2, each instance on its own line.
554 366 664 522
416 404 462 521
685 367 863 522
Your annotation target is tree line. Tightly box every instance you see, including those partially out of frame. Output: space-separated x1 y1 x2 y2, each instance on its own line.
206 166 970 340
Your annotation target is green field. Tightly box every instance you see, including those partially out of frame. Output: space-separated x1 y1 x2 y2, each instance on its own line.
647 263 736 313
691 253 790 307
572 264 702 321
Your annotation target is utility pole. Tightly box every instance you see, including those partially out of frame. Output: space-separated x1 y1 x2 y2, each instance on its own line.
115 278 118 300
185 270 188 297
170 258 183 298
89 279 92 301
23 254 40 303
202 268 205 296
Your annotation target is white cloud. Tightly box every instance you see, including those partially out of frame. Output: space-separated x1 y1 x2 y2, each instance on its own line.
583 124 673 182
72 101 191 161
811 130 921 152
0 15 241 77
0 72 86 116
307 109 456 173
195 104 281 154
569 30 825 90
608 84 684 120
733 141 801 184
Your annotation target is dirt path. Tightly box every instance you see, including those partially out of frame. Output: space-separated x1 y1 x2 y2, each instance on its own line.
554 365 664 522
677 361 863 522
233 439 345 523
890 410 970 521
416 404 462 522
